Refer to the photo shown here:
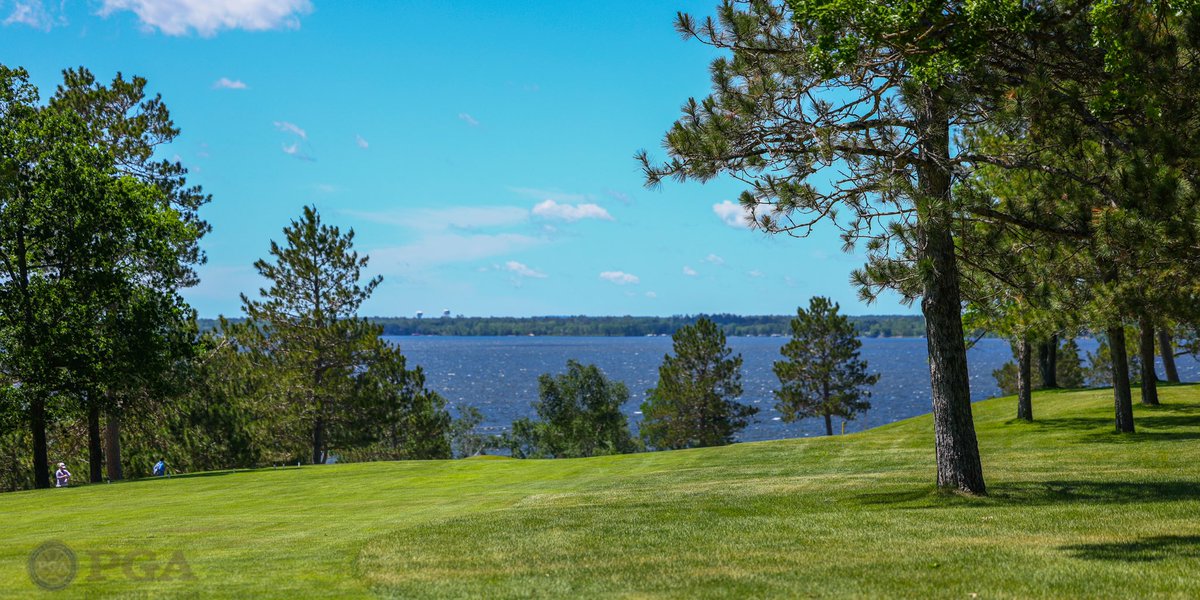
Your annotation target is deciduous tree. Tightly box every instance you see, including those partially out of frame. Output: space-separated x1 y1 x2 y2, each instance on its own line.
507 360 638 459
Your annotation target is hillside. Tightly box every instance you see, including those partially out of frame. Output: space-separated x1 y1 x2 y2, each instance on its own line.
2 386 1198 598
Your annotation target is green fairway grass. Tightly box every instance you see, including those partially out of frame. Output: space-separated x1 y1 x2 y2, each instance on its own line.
2 385 1199 598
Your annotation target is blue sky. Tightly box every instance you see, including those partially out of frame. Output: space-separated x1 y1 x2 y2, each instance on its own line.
1 0 916 318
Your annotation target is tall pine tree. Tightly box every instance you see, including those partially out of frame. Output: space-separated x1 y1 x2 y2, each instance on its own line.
774 297 879 436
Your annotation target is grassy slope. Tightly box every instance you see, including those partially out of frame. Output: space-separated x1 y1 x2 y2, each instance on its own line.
2 386 1199 599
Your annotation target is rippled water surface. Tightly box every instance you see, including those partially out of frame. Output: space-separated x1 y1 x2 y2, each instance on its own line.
385 336 1198 441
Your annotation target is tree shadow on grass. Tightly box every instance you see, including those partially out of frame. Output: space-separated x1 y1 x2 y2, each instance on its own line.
989 480 1200 505
854 480 1200 508
1026 411 1200 443
1061 535 1200 562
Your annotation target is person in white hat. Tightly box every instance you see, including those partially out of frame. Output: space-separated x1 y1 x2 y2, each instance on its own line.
54 462 71 488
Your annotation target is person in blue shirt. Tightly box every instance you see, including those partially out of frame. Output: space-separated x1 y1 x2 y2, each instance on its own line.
153 459 167 477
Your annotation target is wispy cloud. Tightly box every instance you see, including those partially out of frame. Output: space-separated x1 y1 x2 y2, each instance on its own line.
346 206 530 232
273 120 307 139
281 141 313 161
532 200 613 222
458 112 480 127
599 271 639 285
212 77 247 90
682 266 697 276
355 134 369 149
369 233 543 272
504 261 547 279
98 0 313 37
713 200 755 229
748 270 764 278
275 120 313 160
703 254 725 266
3 0 62 30
645 291 657 299
605 189 632 205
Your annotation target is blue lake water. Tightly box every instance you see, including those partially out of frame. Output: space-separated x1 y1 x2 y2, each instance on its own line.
383 336 1199 442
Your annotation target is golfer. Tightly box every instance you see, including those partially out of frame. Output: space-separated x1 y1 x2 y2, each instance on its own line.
54 462 71 488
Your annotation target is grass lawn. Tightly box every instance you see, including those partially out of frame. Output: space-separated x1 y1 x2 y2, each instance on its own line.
2 385 1199 598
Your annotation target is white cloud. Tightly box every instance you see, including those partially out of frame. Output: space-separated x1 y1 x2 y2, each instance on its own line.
713 199 755 229
355 134 369 149
346 206 529 232
748 270 764 278
3 0 60 30
274 121 307 139
98 0 312 37
212 77 247 90
315 184 336 193
600 271 639 285
532 200 613 222
645 291 657 299
703 254 725 266
682 266 697 276
458 113 480 127
370 233 542 272
504 261 547 279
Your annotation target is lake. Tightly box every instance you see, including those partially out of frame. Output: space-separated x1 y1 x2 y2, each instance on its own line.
383 336 1197 442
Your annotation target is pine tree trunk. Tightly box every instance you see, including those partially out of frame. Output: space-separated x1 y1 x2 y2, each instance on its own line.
1158 329 1180 383
312 416 326 464
1039 334 1058 389
88 401 104 483
1138 315 1159 406
824 413 833 436
1017 337 1033 421
31 394 50 489
1109 326 1136 432
916 86 986 495
104 413 123 481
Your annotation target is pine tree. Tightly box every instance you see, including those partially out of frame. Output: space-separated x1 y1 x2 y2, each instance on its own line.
640 318 756 449
636 1 1045 493
235 205 382 464
774 297 879 436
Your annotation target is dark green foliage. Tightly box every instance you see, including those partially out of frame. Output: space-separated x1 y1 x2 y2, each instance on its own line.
229 206 455 465
233 205 383 464
507 361 639 459
774 297 879 436
145 332 264 473
638 0 1000 494
1056 338 1086 389
339 343 453 461
0 65 206 488
640 318 756 449
993 338 1086 395
1086 333 1143 388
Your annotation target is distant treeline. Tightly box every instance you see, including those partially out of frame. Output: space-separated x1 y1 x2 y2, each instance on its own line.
198 314 927 338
